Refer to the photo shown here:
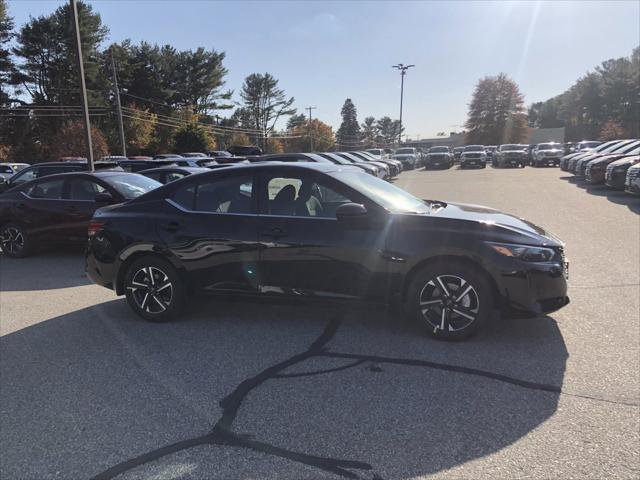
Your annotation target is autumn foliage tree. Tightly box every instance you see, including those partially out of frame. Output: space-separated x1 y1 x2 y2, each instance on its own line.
47 120 110 160
465 73 528 145
286 119 335 152
599 119 626 141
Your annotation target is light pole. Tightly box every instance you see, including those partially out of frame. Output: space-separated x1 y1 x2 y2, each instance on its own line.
70 0 94 170
392 63 414 147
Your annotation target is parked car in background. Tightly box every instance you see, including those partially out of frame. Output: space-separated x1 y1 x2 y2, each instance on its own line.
362 150 402 173
180 152 208 158
336 152 390 178
575 140 602 152
154 154 184 160
0 171 161 258
452 147 465 162
208 151 233 158
494 144 527 168
0 163 29 181
170 157 219 168
605 155 640 190
0 161 121 193
423 146 454 169
366 148 388 159
585 143 640 184
127 156 153 160
86 162 568 340
484 146 498 160
118 159 180 173
227 145 262 156
350 151 400 177
574 140 638 177
391 147 420 170
624 163 640 195
140 167 210 184
562 139 624 171
316 152 381 177
532 143 563 167
459 145 487 168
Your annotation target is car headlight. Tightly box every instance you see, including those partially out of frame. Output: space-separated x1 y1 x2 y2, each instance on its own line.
486 242 556 262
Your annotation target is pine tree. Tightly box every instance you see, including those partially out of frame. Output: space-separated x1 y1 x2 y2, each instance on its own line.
336 99 360 147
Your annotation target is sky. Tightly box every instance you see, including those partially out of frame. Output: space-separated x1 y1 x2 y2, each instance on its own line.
6 0 640 138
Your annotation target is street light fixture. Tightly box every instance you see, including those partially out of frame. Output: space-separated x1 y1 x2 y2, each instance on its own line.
392 63 414 146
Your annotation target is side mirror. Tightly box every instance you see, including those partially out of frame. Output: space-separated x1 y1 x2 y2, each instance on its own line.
336 202 367 221
95 192 114 204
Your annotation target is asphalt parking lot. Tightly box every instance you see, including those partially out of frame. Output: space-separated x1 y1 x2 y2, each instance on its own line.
1 166 638 479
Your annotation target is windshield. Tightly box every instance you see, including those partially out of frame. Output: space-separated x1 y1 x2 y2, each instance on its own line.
429 147 449 153
395 148 415 155
335 170 429 214
103 174 162 199
0 165 14 174
537 143 559 150
367 149 383 155
464 146 484 152
499 144 522 151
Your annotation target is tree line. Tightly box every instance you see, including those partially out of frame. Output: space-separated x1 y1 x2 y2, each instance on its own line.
527 48 639 141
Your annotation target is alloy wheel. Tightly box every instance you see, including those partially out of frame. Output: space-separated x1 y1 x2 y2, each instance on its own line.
418 274 480 332
1 227 25 255
127 266 173 314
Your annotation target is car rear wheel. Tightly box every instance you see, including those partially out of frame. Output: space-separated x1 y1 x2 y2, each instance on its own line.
0 223 30 258
124 257 186 322
406 261 493 340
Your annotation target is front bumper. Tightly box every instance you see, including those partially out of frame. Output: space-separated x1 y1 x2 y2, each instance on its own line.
491 255 570 318
585 167 606 184
460 157 485 168
605 170 629 189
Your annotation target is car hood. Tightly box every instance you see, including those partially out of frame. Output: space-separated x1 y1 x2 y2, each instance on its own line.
428 201 561 246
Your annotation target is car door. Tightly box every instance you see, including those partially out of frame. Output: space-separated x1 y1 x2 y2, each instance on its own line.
19 177 69 243
157 172 261 293
65 177 120 241
255 168 388 301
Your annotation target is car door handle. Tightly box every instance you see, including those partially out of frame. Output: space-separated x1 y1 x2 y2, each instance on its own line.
262 227 287 239
162 221 184 233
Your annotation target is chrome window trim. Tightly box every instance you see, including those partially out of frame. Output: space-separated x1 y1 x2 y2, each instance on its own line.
165 198 338 221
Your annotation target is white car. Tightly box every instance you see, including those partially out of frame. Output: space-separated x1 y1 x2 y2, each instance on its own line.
392 147 420 170
0 163 30 181
533 143 563 167
459 145 487 169
624 163 640 195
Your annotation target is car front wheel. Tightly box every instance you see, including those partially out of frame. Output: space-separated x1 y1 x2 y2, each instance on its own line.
0 223 30 258
406 262 493 340
124 257 186 322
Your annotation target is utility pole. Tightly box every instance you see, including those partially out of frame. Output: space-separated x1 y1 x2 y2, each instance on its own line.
392 63 414 147
70 0 94 170
110 48 126 157
306 106 316 151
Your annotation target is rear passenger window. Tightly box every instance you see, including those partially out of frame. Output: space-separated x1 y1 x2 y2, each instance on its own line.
26 178 65 199
195 176 253 213
172 183 196 210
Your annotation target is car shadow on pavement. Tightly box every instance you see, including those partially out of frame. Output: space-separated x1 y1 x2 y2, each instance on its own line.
562 176 640 214
0 295 570 479
0 248 90 290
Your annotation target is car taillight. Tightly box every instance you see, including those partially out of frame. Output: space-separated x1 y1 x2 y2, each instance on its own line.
88 220 105 237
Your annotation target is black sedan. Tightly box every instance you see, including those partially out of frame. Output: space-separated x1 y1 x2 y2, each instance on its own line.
86 163 569 340
0 171 161 257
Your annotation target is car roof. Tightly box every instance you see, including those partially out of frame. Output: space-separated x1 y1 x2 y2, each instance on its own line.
140 166 209 174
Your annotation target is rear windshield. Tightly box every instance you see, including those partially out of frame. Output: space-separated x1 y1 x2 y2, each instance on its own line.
103 174 162 199
429 147 449 153
464 146 484 152
537 143 559 150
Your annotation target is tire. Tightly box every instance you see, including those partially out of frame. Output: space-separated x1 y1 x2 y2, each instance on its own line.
0 223 31 258
405 261 493 340
124 256 186 322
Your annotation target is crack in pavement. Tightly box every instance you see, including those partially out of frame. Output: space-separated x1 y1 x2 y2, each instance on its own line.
91 314 638 480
